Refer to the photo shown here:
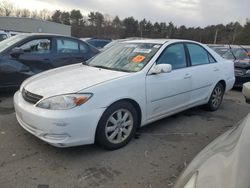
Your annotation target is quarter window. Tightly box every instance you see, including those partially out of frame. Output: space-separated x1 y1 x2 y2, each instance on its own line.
187 43 212 65
19 39 51 54
156 43 187 70
57 39 79 53
80 42 88 53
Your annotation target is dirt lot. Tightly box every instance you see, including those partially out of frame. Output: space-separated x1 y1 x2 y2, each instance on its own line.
0 89 249 188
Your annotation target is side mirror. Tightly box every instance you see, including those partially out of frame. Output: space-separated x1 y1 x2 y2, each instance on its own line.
10 47 24 58
149 64 172 75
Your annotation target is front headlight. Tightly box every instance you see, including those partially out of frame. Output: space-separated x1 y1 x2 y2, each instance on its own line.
184 171 198 188
36 93 92 110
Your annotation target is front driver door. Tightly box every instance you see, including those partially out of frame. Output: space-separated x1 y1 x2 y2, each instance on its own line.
146 43 192 122
2 38 53 87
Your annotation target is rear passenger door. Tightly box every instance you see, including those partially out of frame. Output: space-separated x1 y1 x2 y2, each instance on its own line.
185 43 220 104
53 37 81 67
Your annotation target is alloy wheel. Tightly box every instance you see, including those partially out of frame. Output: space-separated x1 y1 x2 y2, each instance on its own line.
105 109 134 144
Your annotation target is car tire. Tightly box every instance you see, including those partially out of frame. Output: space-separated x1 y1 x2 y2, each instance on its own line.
95 101 138 150
206 82 225 111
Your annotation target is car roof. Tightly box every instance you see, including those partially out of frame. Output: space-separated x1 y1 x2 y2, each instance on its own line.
18 33 78 39
123 39 198 44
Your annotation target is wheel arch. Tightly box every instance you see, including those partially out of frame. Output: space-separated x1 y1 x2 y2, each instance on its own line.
94 98 142 147
105 98 142 128
94 98 142 141
218 80 226 91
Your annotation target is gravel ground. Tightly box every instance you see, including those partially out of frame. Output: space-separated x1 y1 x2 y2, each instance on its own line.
0 89 249 188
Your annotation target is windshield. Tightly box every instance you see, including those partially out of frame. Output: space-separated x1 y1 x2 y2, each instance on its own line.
87 42 162 72
0 34 27 52
222 48 249 60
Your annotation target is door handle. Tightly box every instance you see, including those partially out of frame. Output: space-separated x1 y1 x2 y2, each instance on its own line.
184 73 192 79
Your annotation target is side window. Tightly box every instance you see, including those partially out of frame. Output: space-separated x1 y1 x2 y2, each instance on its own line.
57 39 79 53
187 43 210 65
19 39 51 54
156 43 187 70
208 54 216 63
80 42 89 53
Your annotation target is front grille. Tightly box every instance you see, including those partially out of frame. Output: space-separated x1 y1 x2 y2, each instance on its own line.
22 89 43 104
234 68 245 76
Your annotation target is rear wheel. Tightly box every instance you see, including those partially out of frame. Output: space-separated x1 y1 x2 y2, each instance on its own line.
95 101 138 150
206 82 224 111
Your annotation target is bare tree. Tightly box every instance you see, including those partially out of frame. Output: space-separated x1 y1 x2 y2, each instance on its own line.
39 9 51 20
0 0 15 16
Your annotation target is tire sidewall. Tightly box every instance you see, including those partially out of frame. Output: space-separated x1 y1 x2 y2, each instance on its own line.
95 101 138 150
207 83 224 111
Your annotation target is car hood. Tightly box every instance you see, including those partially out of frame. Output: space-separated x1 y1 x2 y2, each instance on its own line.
174 113 250 188
22 63 130 97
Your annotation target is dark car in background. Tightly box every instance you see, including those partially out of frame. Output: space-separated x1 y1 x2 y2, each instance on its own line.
222 46 250 87
0 33 99 89
82 38 112 50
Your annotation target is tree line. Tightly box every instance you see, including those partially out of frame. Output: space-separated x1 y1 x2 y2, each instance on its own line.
0 1 250 44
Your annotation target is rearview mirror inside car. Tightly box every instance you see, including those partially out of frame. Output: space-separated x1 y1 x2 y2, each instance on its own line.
10 47 24 58
149 64 172 74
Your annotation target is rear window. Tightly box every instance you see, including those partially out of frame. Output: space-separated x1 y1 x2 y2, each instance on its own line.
57 39 79 53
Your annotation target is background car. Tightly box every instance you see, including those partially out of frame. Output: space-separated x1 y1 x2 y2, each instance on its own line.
0 31 10 42
207 44 230 56
81 38 112 50
174 82 250 188
222 46 250 87
14 39 235 150
0 33 99 90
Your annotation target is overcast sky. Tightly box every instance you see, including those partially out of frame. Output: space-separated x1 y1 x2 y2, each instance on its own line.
8 0 249 27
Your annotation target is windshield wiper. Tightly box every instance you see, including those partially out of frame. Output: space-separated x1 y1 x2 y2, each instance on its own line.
91 65 113 70
91 65 134 73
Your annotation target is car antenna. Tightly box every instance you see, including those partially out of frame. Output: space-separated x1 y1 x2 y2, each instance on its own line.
228 43 237 61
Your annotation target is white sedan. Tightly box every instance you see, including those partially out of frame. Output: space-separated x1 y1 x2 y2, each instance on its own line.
14 39 235 150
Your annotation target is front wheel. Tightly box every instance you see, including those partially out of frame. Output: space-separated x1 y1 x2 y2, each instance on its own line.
95 101 138 150
206 82 225 111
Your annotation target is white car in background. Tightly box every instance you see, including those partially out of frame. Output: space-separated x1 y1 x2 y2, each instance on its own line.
174 83 250 188
14 39 235 150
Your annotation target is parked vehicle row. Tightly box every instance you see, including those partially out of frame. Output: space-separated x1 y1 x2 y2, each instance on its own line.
0 34 243 187
81 37 112 50
0 33 99 89
209 44 250 87
223 46 250 87
14 39 235 150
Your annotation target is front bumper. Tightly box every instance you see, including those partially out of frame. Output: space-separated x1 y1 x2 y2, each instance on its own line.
234 75 250 87
14 90 105 147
